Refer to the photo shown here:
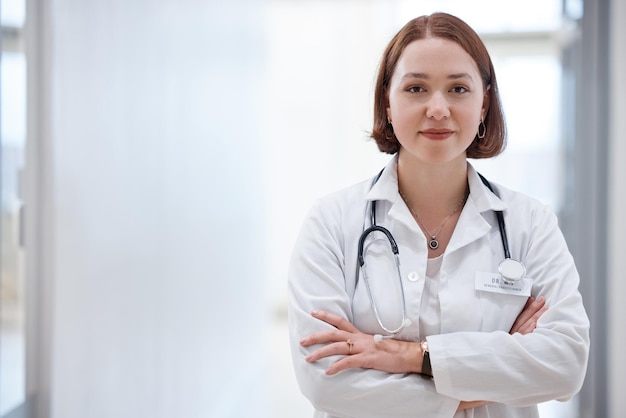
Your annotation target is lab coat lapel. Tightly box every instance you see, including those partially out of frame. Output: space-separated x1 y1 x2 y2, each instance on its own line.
446 197 491 252
365 159 508 248
366 157 422 232
446 165 508 253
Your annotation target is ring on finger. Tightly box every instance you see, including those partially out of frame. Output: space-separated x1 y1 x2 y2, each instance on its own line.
346 339 354 355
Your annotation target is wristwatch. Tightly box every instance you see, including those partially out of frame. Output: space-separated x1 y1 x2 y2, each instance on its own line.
420 339 433 378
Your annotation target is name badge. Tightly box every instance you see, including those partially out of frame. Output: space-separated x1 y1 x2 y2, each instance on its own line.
475 272 532 297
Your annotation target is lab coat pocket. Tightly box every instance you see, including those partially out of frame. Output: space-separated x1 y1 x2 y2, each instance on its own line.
478 289 529 332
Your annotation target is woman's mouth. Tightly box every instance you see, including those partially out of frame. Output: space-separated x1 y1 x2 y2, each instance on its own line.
420 129 454 140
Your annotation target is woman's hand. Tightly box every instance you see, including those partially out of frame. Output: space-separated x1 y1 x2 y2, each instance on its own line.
457 296 549 412
300 310 421 376
509 295 548 335
302 296 547 378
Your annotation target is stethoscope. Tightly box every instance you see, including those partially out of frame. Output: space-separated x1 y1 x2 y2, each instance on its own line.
357 170 526 341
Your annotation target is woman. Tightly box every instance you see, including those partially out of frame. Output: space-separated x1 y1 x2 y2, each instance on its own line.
288 12 589 418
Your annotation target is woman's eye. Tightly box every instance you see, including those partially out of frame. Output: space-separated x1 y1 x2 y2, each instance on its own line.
407 86 424 93
451 86 469 94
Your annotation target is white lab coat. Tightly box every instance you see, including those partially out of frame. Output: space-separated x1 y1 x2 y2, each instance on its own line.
288 156 590 418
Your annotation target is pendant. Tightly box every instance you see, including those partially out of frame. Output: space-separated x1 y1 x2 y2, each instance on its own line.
429 238 439 250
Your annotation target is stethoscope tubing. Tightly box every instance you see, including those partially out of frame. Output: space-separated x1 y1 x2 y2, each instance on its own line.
357 224 399 267
478 173 511 260
356 168 525 339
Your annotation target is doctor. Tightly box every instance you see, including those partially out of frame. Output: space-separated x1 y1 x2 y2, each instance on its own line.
288 12 590 418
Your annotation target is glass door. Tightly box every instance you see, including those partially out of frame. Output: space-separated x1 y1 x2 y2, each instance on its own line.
0 0 27 416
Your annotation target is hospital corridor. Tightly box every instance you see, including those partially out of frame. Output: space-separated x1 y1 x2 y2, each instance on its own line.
1 0 624 417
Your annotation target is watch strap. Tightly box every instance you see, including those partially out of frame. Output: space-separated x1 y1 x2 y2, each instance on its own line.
421 350 433 378
420 339 433 378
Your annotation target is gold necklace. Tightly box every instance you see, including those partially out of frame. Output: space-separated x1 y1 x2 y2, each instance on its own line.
399 190 468 250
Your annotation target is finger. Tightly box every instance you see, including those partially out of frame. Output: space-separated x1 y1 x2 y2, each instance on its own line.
514 306 548 335
523 296 536 310
300 328 350 347
305 340 354 363
325 355 361 375
520 296 545 322
517 321 536 335
510 296 545 334
528 305 549 326
311 310 359 333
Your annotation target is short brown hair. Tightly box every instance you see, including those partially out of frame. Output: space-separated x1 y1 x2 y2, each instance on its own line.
370 13 506 158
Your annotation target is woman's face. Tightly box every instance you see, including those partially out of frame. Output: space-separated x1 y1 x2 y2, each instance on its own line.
387 37 489 166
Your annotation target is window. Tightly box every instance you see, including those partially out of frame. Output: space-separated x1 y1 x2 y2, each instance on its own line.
0 0 27 416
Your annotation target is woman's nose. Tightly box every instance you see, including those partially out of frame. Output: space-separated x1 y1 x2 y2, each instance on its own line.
426 92 450 120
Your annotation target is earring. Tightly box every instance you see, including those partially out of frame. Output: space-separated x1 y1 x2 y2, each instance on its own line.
385 116 395 140
385 121 395 140
477 119 486 139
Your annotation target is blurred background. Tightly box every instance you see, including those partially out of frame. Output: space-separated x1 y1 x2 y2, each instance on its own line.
0 0 623 417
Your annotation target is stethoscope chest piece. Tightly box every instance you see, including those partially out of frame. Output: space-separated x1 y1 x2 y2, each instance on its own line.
498 258 526 284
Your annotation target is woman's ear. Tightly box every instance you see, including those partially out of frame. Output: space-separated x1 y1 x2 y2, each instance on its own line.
482 85 491 119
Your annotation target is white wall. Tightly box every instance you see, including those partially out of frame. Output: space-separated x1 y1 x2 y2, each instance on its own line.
609 0 626 416
26 1 269 417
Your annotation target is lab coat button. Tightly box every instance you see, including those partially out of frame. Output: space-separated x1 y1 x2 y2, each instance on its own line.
407 272 420 282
